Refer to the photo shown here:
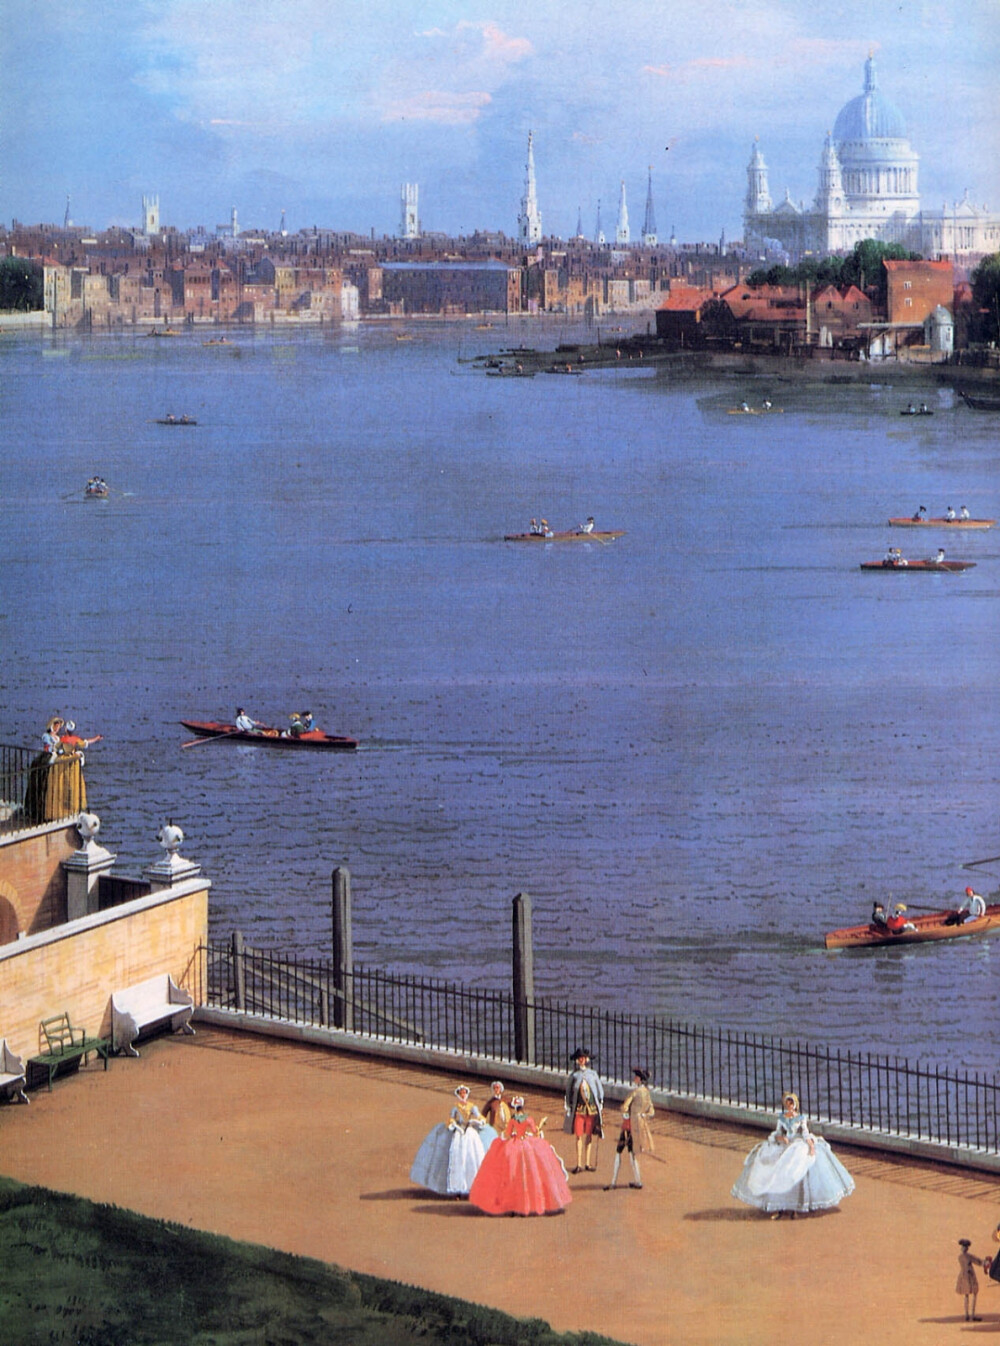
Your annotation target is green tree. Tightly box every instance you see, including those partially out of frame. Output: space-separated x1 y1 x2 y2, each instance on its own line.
971 252 1000 344
0 257 43 311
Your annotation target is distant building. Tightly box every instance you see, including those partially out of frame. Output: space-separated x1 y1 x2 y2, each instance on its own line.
400 184 420 240
745 54 1000 262
616 180 630 245
518 132 542 246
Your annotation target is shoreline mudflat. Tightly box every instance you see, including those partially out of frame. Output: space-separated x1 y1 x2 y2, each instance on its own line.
1 1026 998 1345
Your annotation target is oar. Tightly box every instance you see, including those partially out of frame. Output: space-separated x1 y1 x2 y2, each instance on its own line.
963 854 1000 869
181 730 238 749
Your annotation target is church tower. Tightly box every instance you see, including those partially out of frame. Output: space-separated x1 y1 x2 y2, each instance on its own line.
641 167 658 246
400 184 420 239
594 199 605 246
142 195 160 235
517 132 542 246
615 180 630 245
745 139 772 216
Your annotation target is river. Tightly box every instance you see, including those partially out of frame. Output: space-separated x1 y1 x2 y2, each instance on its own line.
2 322 998 1070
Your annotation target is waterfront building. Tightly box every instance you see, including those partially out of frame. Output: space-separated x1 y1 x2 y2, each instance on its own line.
745 54 1000 262
517 132 542 246
616 180 630 245
642 167 658 247
400 184 420 240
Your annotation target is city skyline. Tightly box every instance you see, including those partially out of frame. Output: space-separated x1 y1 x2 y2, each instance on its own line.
2 0 998 243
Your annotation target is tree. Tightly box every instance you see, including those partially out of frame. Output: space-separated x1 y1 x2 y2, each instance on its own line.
0 257 43 311
971 253 1000 345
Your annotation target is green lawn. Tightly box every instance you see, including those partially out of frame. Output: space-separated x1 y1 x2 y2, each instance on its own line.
0 1178 629 1346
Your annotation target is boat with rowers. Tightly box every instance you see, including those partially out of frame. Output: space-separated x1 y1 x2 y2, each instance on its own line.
861 550 975 572
504 517 625 542
889 514 994 529
958 389 1000 411
155 414 197 426
180 719 358 751
84 477 109 499
825 903 1000 949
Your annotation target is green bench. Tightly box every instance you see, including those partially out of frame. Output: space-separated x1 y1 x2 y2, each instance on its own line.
28 1013 110 1091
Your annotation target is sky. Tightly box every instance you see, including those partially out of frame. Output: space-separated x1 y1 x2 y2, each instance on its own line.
1 0 998 244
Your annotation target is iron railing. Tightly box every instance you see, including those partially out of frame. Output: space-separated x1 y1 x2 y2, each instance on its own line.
0 743 87 836
203 940 1000 1154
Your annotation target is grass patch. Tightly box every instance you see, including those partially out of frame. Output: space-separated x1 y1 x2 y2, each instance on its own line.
0 1177 630 1345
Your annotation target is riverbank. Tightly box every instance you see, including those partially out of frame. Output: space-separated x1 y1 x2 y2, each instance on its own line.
2 1026 999 1345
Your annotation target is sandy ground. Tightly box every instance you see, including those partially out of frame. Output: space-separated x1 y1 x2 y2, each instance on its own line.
1 1026 998 1345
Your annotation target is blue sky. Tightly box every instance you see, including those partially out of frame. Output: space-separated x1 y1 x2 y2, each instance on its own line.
2 0 998 242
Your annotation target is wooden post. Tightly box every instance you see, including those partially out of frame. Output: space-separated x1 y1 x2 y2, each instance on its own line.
512 892 536 1064
332 866 354 1031
232 930 246 1012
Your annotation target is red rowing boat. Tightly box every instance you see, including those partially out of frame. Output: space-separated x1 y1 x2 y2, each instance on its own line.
860 559 975 572
826 905 1000 949
180 720 357 751
888 516 995 529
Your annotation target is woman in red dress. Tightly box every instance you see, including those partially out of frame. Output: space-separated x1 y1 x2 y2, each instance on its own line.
469 1096 572 1216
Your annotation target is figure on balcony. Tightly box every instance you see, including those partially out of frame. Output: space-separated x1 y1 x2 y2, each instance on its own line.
731 1090 854 1218
23 715 90 823
409 1085 498 1197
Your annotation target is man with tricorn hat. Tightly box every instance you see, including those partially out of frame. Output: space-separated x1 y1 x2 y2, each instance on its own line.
563 1047 604 1174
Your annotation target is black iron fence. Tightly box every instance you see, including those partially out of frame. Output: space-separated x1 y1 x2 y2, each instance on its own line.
203 939 1000 1154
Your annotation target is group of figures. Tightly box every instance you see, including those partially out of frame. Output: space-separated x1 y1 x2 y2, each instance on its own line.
24 714 102 824
411 1052 855 1222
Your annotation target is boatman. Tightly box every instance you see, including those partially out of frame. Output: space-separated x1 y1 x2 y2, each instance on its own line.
946 506 957 521
886 903 916 934
234 708 263 734
911 505 927 522
960 886 987 921
960 505 971 520
580 517 595 534
932 548 946 565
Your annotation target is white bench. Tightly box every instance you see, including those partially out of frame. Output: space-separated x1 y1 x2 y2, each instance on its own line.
0 1038 28 1104
110 974 195 1057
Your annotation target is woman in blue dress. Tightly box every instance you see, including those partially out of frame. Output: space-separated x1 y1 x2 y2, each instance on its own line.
410 1085 499 1197
731 1091 854 1218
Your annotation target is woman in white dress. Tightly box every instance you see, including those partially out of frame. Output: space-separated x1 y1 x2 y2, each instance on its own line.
731 1091 854 1219
410 1085 498 1197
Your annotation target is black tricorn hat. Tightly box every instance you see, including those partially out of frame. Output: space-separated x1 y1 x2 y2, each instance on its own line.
571 1047 592 1061
632 1067 650 1082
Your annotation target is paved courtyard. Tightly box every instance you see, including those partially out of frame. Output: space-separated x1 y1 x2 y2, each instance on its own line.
1 1026 998 1344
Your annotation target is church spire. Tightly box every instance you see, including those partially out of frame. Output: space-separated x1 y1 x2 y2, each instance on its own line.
615 179 630 245
642 166 658 246
517 131 542 246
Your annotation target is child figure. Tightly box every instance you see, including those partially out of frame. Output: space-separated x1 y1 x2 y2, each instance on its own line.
956 1238 984 1322
605 1068 655 1191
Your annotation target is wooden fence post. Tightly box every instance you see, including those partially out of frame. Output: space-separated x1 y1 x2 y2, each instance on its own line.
332 866 354 1031
232 930 246 1012
512 892 536 1064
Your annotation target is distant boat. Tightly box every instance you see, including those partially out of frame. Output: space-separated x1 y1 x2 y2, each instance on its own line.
84 480 109 499
203 337 231 346
148 327 180 337
504 528 625 543
860 557 975 572
888 515 995 529
899 406 934 416
155 415 198 426
958 389 1000 411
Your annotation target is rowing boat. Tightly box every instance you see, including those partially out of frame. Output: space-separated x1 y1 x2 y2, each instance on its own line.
860 559 975 572
888 516 995 529
180 719 358 751
155 417 198 426
504 530 625 542
825 904 1000 949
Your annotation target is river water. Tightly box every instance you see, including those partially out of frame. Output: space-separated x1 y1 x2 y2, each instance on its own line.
2 324 998 1070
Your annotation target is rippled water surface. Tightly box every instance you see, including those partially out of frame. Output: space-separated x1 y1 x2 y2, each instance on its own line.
2 325 999 1070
